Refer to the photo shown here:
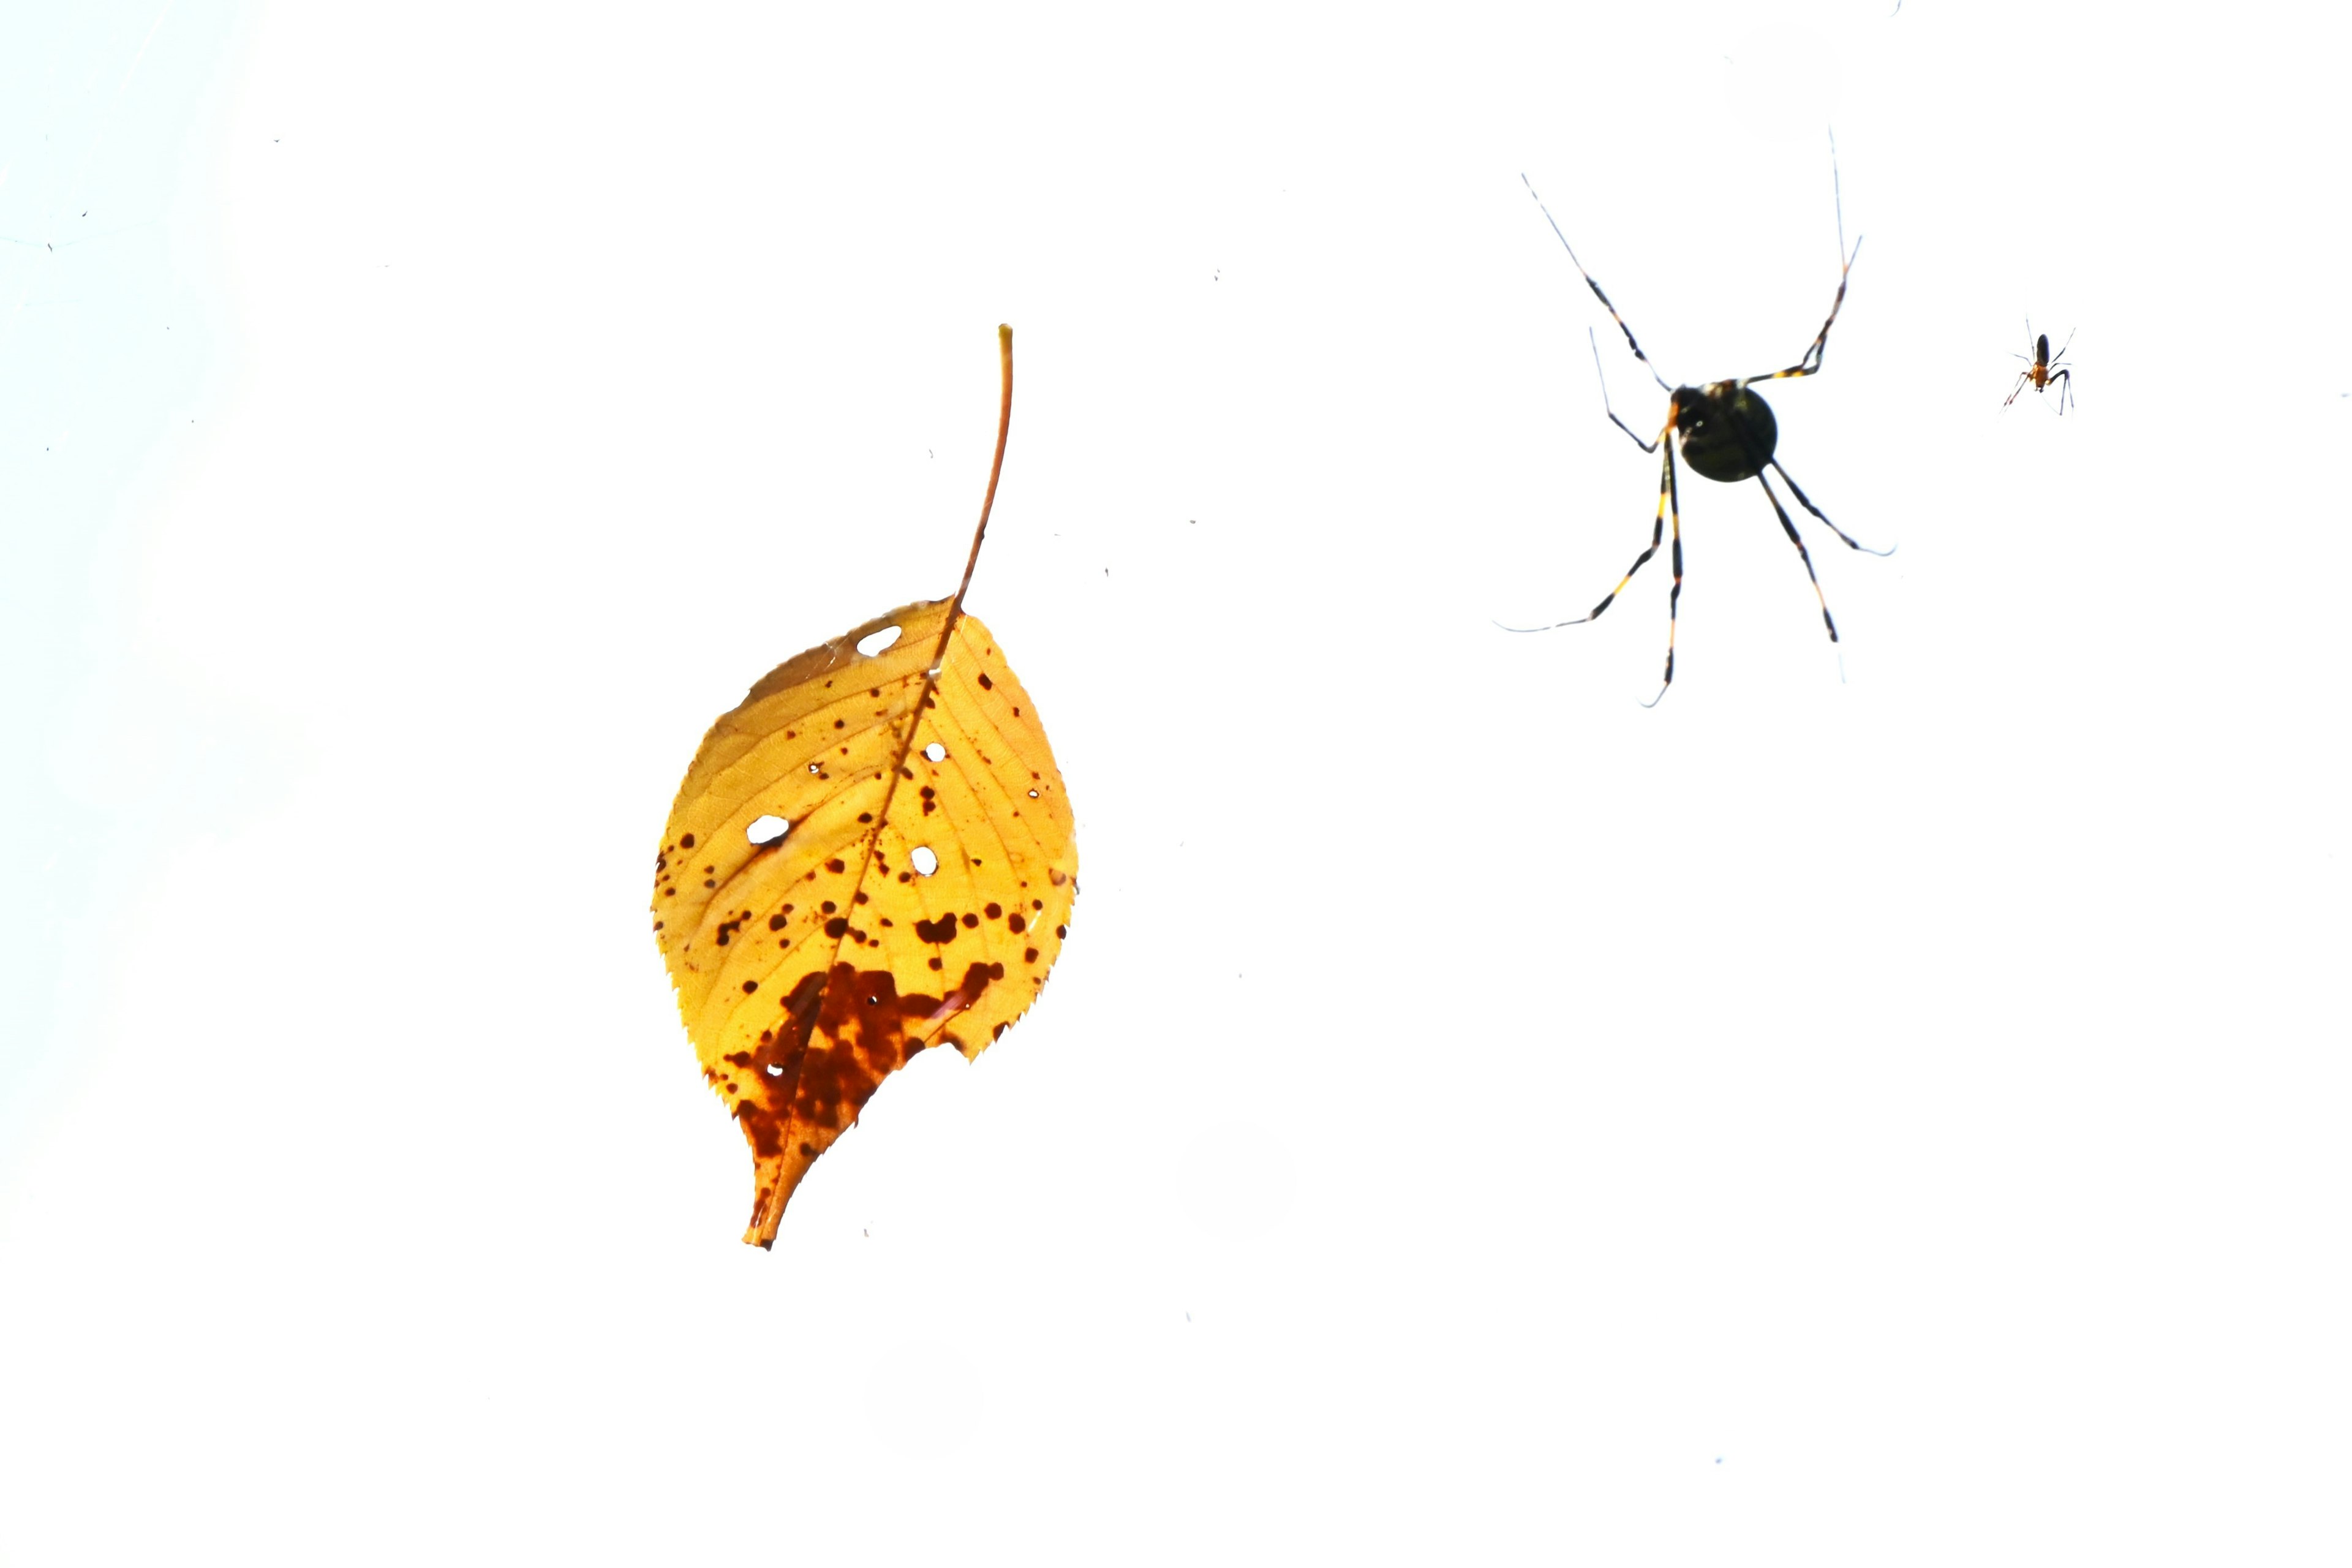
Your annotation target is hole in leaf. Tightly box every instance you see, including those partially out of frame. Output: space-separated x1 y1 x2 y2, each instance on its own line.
924 742 948 763
911 846 940 876
856 625 903 657
1027 788 1039 798
747 815 790 846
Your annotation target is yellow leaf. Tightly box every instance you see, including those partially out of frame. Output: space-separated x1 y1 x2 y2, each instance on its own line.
651 329 1077 1248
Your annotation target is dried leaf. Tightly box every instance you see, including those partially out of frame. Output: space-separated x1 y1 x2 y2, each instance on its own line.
651 330 1077 1247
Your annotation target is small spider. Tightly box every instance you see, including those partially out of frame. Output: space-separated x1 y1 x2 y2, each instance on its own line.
2005 320 2075 415
1510 156 1890 704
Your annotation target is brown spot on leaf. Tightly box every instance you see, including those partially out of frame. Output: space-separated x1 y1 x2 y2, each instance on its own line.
737 1101 780 1157
949 960 995 1008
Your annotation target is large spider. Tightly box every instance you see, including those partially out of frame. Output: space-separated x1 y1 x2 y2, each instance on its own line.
1511 159 1890 704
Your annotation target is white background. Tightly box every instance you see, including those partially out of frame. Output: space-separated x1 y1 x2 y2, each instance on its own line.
5 2 2349 1562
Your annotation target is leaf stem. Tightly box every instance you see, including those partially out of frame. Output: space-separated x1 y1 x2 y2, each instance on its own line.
932 323 1014 675
864 327 1014 878
840 325 1011 1035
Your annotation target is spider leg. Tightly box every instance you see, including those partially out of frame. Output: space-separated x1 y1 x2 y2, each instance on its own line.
1589 328 1662 453
2048 325 2077 364
2005 369 2034 407
1770 460 1892 556
1757 470 1840 644
1743 147 1861 388
2048 366 2073 415
1640 440 1685 707
1497 418 1676 635
1524 173 1673 393
1740 236 1859 386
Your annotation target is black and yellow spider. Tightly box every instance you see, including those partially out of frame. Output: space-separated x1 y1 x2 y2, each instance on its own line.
2005 320 2075 415
1511 162 1890 703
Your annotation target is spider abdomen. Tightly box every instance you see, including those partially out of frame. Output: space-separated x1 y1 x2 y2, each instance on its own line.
1673 381 1777 483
